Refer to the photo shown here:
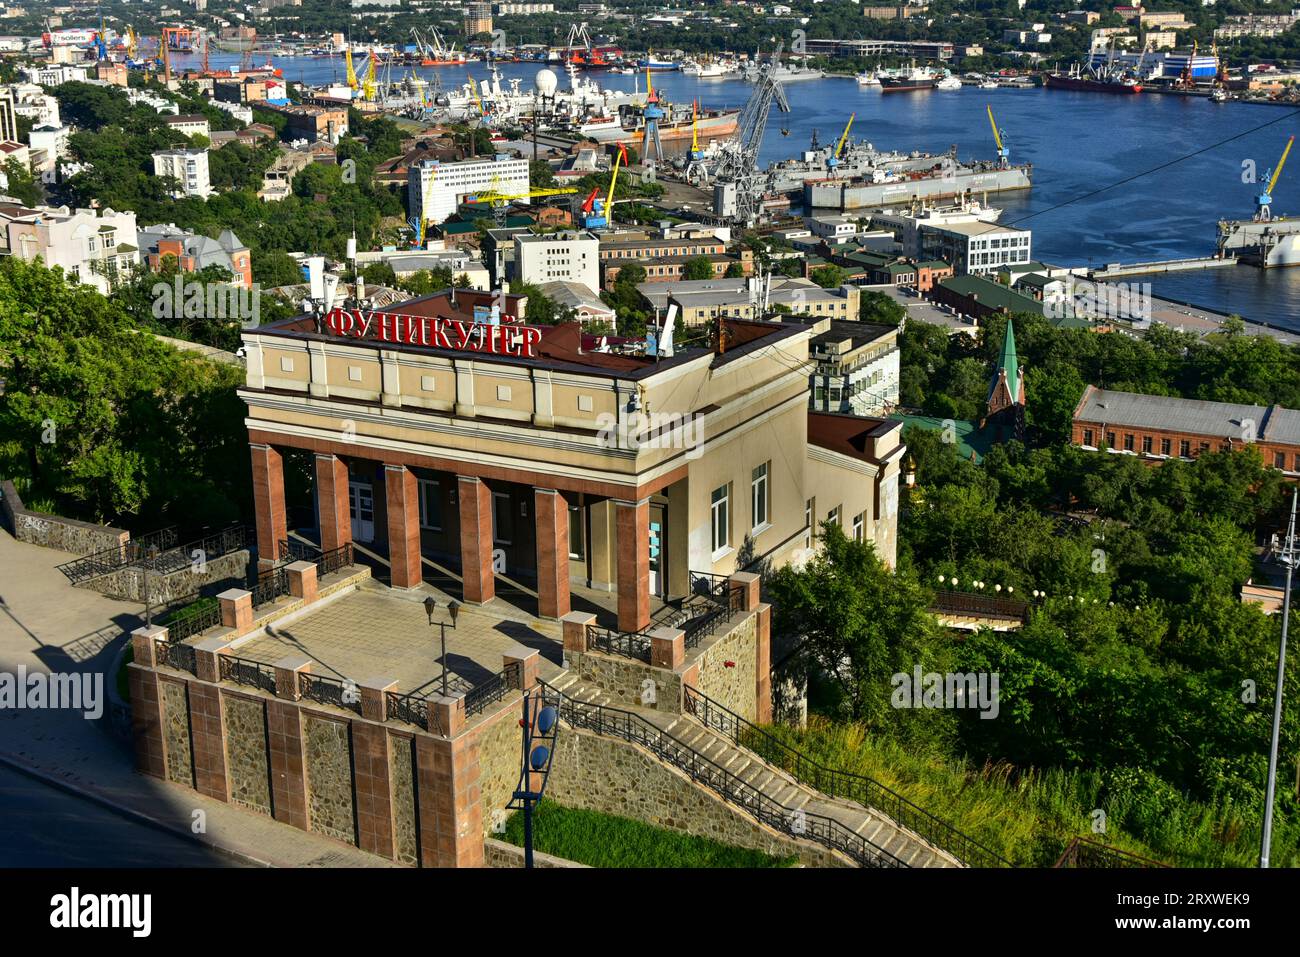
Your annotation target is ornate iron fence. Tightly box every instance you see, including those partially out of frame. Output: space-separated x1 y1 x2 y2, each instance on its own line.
316 542 354 578
299 672 363 715
278 538 322 562
166 601 224 643
219 655 278 694
55 525 180 585
154 638 197 675
465 665 516 718
139 524 252 575
931 589 1028 622
683 686 1011 869
589 625 652 662
539 679 905 869
251 565 290 608
385 690 449 735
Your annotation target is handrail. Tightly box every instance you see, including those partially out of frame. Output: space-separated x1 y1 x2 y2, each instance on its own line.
219 654 278 694
166 600 224 643
930 589 1028 621
465 663 517 717
683 685 1011 869
55 524 179 584
538 678 907 868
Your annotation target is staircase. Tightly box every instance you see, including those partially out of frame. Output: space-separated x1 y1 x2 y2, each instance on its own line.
542 673 960 868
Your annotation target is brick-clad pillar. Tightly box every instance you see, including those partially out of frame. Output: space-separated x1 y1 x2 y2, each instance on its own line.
385 464 423 589
458 475 494 604
251 442 288 568
187 682 230 802
352 721 396 859
315 453 352 554
755 603 772 725
266 699 310 831
415 733 485 868
127 629 167 779
534 488 570 619
615 498 651 633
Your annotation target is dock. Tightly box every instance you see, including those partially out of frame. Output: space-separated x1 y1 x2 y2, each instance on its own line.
1089 256 1236 279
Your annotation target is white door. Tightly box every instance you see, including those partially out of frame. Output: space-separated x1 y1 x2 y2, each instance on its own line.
648 505 666 598
349 481 375 543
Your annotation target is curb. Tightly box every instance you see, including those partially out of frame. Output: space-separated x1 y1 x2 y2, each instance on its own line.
0 751 274 868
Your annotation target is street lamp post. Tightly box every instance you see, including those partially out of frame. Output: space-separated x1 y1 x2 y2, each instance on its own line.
509 691 559 869
423 596 460 697
1261 488 1297 868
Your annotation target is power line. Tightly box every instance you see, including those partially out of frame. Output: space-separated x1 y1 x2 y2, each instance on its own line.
1004 107 1300 229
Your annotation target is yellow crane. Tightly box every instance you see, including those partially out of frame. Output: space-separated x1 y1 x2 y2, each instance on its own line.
606 142 627 216
466 178 579 224
826 112 855 176
1256 135 1294 222
468 76 486 117
987 104 1009 169
362 49 378 101
345 45 358 90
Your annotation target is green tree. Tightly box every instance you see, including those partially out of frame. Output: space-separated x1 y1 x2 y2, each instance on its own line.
683 255 715 281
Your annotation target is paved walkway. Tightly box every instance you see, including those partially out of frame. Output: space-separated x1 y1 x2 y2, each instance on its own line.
0 526 390 867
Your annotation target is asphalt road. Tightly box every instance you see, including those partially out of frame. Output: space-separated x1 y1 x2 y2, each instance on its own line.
0 765 245 868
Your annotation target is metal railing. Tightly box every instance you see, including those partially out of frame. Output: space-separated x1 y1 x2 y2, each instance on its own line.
298 672 363 715
386 690 450 735
930 589 1028 622
589 626 652 662
588 572 748 663
539 679 906 869
154 638 197 675
278 537 321 562
683 686 1012 869
465 663 517 718
55 525 180 585
165 600 224 643
139 524 251 574
219 655 278 694
251 564 290 608
316 542 354 578
1055 837 1168 869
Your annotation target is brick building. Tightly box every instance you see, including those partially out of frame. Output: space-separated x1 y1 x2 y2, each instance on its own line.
1071 386 1300 475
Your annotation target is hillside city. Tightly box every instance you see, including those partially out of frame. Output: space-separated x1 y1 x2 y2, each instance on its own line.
0 0 1296 926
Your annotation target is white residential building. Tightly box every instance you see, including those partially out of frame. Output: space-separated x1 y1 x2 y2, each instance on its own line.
808 320 901 417
152 148 213 198
920 220 1033 276
408 155 530 225
2 83 61 128
125 88 180 114
28 124 71 173
514 231 600 290
163 114 212 138
0 203 139 295
21 63 90 86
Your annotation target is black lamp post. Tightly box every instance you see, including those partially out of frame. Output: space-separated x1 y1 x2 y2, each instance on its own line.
423 596 460 697
509 691 559 869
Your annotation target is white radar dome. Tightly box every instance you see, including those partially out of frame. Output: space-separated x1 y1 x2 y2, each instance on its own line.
535 68 558 97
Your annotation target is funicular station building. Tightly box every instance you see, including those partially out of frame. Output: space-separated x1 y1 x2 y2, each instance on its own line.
127 287 915 868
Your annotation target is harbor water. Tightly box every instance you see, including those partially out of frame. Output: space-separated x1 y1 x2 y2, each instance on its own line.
173 52 1300 328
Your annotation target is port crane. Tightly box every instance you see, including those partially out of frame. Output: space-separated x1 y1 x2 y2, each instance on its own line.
1255 135 1294 222
466 177 579 226
826 112 855 177
987 105 1009 169
582 144 628 229
711 49 791 225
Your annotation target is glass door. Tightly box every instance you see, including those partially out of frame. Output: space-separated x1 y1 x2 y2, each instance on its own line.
349 481 375 543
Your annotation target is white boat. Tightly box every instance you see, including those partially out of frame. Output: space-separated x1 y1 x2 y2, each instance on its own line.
936 75 963 90
979 80 999 89
1211 87 1228 102
856 71 880 86
683 58 735 78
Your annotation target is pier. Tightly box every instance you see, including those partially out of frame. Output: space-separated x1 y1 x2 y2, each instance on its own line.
1089 256 1237 279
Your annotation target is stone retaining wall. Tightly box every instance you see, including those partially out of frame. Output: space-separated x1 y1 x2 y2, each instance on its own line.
85 549 251 603
695 613 760 722
563 648 683 713
0 479 129 556
545 725 845 868
484 838 588 868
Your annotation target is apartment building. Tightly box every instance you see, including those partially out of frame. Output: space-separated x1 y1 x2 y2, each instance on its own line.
514 231 600 290
0 203 139 294
408 155 530 226
163 114 212 139
808 320 901 418
637 276 860 326
152 148 213 199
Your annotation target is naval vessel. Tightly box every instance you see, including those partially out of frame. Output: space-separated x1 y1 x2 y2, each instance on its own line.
1218 218 1300 267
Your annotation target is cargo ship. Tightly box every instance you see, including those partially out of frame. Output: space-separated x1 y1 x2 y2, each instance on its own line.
802 155 1033 210
1044 62 1141 93
880 65 938 92
578 102 739 144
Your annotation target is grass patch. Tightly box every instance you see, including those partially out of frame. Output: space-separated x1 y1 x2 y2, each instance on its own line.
501 800 797 868
161 595 219 625
759 717 1299 868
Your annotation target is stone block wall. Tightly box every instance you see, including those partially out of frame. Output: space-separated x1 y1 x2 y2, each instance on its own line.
224 692 272 813
85 549 251 603
475 700 524 838
160 679 194 787
1 479 129 555
389 733 420 866
484 838 588 868
303 713 357 845
694 613 760 723
563 648 683 714
545 725 844 868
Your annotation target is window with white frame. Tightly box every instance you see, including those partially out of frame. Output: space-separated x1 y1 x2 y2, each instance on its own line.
827 505 841 529
751 462 769 531
711 484 730 554
852 512 864 542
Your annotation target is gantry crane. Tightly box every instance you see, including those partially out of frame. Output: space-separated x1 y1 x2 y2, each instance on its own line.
582 144 628 228
826 112 855 177
466 179 579 225
711 48 791 225
987 104 1009 169
1256 135 1294 222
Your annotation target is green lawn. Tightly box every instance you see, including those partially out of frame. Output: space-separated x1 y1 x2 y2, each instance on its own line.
500 800 797 868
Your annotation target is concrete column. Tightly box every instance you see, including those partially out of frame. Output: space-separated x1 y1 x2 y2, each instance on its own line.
217 588 253 635
286 560 318 603
267 698 310 832
187 681 230 803
415 732 485 868
273 655 311 701
251 443 287 567
561 611 595 656
457 475 494 604
533 488 570 619
729 571 761 613
649 626 685 671
359 677 398 723
352 720 396 860
192 634 232 684
315 453 352 554
615 498 651 633
128 624 168 780
385 464 423 590
429 693 467 738
503 649 540 692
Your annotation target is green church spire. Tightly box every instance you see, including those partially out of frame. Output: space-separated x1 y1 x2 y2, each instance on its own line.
999 319 1018 392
